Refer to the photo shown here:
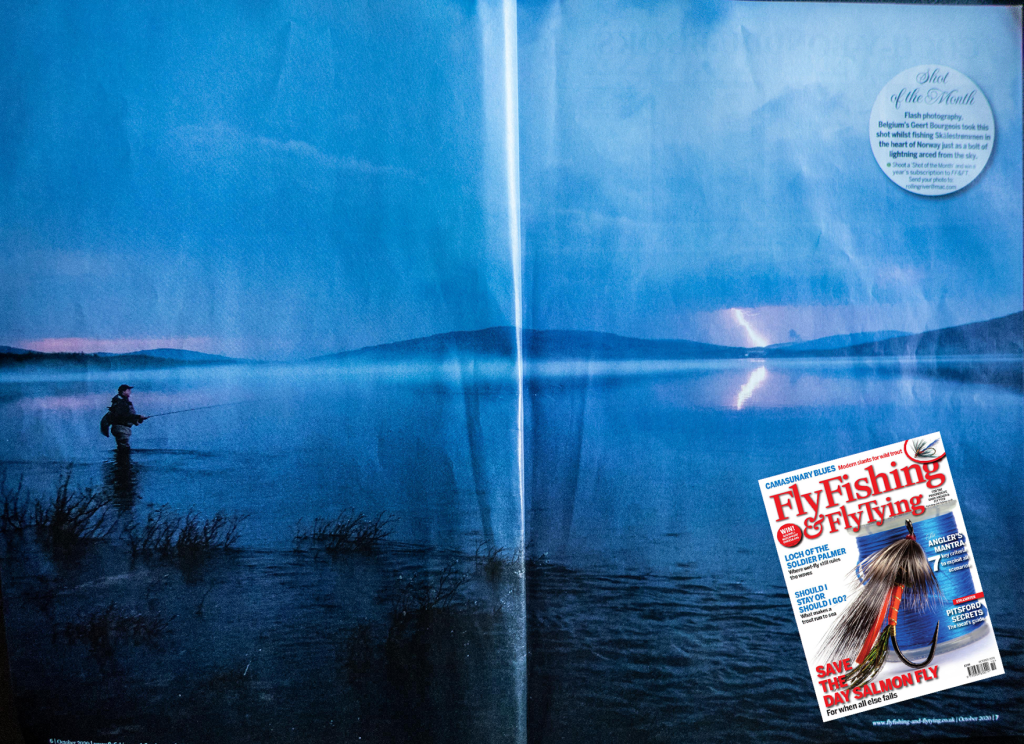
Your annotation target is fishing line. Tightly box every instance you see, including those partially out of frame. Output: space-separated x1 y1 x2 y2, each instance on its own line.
145 399 265 418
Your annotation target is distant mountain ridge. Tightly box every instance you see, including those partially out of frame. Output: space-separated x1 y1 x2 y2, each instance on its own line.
319 327 749 362
316 327 518 361
3 312 1020 371
99 348 238 362
525 329 747 359
766 331 908 352
0 347 246 370
770 312 1023 358
320 312 1022 362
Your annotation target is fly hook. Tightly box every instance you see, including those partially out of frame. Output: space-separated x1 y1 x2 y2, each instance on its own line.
892 621 939 669
845 520 940 689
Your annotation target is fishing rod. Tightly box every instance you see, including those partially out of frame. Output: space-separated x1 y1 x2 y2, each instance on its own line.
145 400 262 418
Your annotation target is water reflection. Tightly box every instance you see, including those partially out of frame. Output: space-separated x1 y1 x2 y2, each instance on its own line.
526 375 591 560
0 358 1017 555
734 366 767 410
103 449 139 509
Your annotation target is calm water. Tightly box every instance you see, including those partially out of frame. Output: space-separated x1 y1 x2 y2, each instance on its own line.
0 361 523 552
1 357 1020 742
523 357 1022 742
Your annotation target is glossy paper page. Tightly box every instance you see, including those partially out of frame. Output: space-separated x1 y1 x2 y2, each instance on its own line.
0 2 526 742
0 2 1021 743
517 2 1021 742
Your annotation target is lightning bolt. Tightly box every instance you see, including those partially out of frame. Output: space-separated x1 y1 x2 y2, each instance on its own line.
732 308 769 347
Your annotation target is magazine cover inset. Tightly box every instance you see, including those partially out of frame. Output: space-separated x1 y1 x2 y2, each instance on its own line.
759 434 1002 721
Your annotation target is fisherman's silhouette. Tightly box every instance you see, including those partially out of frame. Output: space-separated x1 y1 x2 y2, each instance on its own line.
101 384 147 452
104 448 140 509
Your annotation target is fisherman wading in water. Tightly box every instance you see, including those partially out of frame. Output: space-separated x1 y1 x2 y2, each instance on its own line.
102 385 148 451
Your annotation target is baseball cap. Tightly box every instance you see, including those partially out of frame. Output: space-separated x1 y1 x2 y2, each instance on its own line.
118 384 134 393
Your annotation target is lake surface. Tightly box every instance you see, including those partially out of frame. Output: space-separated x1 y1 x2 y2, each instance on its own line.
0 360 523 552
523 357 1022 742
1 357 1020 742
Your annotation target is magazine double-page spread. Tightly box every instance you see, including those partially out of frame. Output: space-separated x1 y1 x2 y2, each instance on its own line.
0 2 1021 743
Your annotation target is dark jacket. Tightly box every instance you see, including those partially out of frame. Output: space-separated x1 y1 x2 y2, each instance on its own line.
108 394 143 427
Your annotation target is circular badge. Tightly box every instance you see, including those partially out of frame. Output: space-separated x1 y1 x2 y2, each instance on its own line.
903 436 947 465
870 66 994 195
777 523 803 549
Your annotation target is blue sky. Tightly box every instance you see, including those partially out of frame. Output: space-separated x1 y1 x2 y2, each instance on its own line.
0 0 518 359
518 2 1022 347
0 1 1020 357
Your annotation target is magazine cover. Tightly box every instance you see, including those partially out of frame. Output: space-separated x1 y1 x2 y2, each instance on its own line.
759 434 1003 722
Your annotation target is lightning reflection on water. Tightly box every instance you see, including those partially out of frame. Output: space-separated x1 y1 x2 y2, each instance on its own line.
735 365 767 410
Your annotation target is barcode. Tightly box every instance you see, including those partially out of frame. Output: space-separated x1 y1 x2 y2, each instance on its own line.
967 660 996 677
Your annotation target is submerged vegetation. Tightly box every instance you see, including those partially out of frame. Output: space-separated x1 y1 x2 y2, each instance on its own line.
338 558 521 742
389 559 470 626
0 470 246 560
0 471 29 532
56 602 169 664
0 470 118 545
124 506 246 558
33 476 120 546
339 560 484 679
294 510 396 553
473 541 523 581
3 468 525 740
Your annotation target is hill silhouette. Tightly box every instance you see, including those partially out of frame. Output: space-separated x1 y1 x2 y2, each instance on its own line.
771 312 1022 358
319 312 1022 363
0 349 245 370
3 312 1019 371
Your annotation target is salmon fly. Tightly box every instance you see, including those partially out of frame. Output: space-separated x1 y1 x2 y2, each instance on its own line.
819 520 941 689
911 438 940 459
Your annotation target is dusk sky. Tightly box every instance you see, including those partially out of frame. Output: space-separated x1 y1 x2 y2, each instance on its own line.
1 0 519 360
1 1 1021 358
518 2 1022 347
